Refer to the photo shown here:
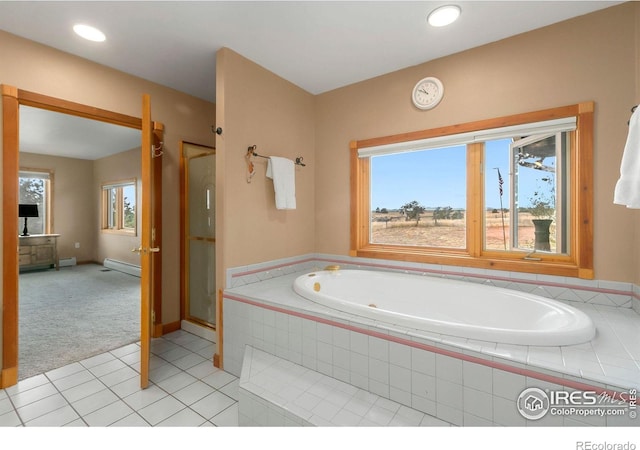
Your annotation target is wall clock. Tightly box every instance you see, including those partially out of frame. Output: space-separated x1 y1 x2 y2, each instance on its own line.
412 77 444 110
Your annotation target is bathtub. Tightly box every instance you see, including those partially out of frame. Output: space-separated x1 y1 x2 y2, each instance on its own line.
293 269 596 346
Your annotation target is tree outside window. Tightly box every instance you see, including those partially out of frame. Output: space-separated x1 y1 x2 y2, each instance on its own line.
102 179 137 235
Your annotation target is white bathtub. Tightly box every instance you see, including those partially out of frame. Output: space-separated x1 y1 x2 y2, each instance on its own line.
293 269 596 346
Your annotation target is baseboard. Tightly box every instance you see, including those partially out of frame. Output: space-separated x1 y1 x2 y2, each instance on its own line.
162 320 181 335
181 319 216 343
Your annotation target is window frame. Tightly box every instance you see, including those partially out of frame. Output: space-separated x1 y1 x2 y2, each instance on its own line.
101 178 137 236
350 102 594 279
18 168 53 235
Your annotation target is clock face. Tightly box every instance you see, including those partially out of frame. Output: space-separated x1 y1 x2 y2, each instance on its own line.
412 77 444 110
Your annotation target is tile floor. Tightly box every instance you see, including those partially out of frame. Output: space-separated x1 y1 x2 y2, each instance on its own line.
0 330 239 427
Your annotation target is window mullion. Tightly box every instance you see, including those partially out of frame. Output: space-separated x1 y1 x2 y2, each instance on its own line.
467 143 483 257
117 187 124 230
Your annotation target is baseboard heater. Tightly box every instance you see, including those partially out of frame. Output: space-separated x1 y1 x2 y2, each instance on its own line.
103 258 141 278
59 257 77 267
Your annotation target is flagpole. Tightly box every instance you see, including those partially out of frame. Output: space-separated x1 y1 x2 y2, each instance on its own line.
495 168 507 250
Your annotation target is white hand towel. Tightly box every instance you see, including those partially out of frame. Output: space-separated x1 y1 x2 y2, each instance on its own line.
614 109 640 208
266 156 296 210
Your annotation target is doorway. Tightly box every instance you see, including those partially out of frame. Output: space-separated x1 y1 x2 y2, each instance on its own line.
180 142 216 336
1 86 163 388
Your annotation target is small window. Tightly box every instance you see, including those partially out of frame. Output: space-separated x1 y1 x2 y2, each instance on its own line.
101 179 137 235
19 169 52 235
351 103 594 279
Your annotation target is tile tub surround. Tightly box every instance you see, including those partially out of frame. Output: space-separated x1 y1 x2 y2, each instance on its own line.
228 253 639 310
223 265 640 427
238 345 451 426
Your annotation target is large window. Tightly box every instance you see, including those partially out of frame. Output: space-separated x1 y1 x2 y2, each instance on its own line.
101 179 137 235
351 103 594 278
19 169 52 235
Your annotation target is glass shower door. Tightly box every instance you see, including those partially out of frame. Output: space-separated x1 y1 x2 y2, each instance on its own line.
184 143 216 328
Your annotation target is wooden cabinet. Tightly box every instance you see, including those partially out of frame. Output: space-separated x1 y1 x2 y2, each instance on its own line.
18 234 60 272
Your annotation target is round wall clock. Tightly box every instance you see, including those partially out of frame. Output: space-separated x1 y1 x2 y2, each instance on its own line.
412 77 444 110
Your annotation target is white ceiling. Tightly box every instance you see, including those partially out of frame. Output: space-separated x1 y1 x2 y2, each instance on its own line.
19 106 141 160
0 1 623 158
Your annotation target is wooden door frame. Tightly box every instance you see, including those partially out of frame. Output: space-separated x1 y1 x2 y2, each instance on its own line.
1 86 163 388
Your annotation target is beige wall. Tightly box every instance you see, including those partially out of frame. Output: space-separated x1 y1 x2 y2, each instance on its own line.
315 2 640 283
2 3 640 372
215 48 316 290
93 147 142 266
0 29 216 340
19 152 94 262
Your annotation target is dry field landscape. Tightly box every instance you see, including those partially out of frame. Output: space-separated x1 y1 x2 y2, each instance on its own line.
371 210 543 250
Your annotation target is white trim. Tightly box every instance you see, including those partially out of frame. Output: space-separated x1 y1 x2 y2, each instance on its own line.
358 117 577 158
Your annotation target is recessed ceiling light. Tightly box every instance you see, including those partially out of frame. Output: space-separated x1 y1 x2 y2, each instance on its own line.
428 5 461 27
73 24 106 42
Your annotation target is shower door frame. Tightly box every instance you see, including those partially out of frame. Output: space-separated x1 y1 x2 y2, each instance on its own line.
179 141 217 329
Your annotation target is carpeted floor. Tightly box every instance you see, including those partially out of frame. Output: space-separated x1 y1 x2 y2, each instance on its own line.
18 263 140 380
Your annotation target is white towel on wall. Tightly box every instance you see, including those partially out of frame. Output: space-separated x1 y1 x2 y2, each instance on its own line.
614 108 640 208
266 156 296 210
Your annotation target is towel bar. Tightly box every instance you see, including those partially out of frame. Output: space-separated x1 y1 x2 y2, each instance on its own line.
246 145 306 166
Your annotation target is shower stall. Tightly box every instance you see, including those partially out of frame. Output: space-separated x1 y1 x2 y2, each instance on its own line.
180 141 216 330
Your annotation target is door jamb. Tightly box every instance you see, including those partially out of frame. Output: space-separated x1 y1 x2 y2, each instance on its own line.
1 85 163 388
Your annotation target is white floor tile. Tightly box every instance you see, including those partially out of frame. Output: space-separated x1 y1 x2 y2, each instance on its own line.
185 360 217 379
71 388 119 416
89 359 127 378
61 379 106 404
149 362 182 383
156 372 198 394
156 407 207 426
210 404 239 427
171 353 207 371
158 346 193 363
201 369 238 389
16 393 68 422
0 329 239 429
110 343 140 359
6 374 49 397
172 381 217 406
220 379 240 401
111 377 146 399
45 362 85 381
110 413 150 427
137 396 186 426
25 405 80 427
190 391 236 420
84 400 135 426
99 365 139 387
0 399 12 417
52 370 96 392
9 382 58 408
80 352 116 369
0 410 22 427
122 385 168 410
